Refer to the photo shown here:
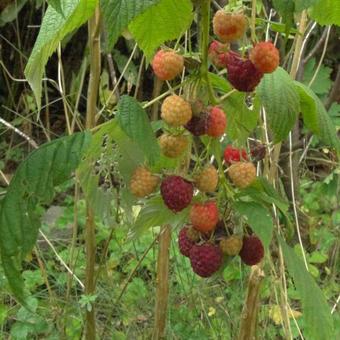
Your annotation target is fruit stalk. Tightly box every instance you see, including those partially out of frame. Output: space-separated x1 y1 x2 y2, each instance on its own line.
85 5 101 339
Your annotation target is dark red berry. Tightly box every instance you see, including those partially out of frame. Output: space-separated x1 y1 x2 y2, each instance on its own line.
239 235 264 266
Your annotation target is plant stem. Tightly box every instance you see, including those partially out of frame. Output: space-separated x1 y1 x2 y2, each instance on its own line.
85 5 101 340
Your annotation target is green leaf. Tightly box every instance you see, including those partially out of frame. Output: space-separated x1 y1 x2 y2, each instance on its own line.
47 0 63 14
279 237 334 340
101 0 160 50
128 0 193 60
295 82 340 150
310 0 340 26
24 0 97 109
0 132 91 304
294 0 320 12
257 67 300 142
272 0 294 39
234 201 273 250
117 95 160 165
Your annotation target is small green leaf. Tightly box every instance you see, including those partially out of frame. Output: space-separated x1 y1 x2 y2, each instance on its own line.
257 67 300 142
279 237 334 340
117 95 160 165
310 0 340 26
128 0 193 60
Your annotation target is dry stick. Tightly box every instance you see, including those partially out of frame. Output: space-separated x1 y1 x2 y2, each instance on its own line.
85 5 101 340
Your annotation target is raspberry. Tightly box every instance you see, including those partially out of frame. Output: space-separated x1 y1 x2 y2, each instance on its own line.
184 112 209 136
250 42 280 74
178 227 195 257
207 106 227 137
129 166 159 197
190 201 219 233
239 235 264 266
152 50 184 80
159 133 188 158
224 51 263 92
189 243 223 277
228 162 256 188
160 176 193 212
220 235 243 256
195 165 218 193
208 40 230 68
224 145 248 164
161 95 192 127
250 143 266 161
213 10 247 42
186 227 200 242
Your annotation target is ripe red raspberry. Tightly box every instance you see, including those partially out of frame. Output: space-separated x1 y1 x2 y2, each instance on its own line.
250 42 280 74
190 201 219 233
208 40 230 68
239 235 264 265
207 106 227 137
184 112 209 136
189 243 223 277
161 95 192 127
129 166 159 197
224 51 263 92
159 133 188 158
152 50 184 80
213 10 247 42
160 176 193 212
224 145 248 164
220 235 243 256
228 162 256 188
194 165 218 193
178 227 195 257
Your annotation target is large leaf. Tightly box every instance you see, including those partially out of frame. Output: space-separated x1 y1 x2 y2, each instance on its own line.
117 95 160 165
47 0 63 14
0 132 91 304
24 0 97 109
310 0 340 26
295 82 340 151
279 237 334 340
101 0 160 50
234 201 273 250
257 67 300 142
128 0 193 60
294 0 320 12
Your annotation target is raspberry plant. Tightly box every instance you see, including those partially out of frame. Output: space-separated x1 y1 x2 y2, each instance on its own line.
0 0 339 339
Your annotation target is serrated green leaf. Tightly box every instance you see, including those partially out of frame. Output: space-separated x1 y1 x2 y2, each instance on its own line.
101 0 160 50
257 67 300 142
234 201 273 250
295 82 340 150
128 0 193 60
117 95 160 165
279 237 334 340
47 0 63 14
24 0 97 109
310 0 340 26
0 132 90 304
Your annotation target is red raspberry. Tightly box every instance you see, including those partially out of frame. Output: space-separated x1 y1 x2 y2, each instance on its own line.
224 145 248 164
239 235 264 266
184 112 209 136
161 95 192 127
189 243 223 277
208 40 230 68
159 133 188 158
178 227 195 257
228 162 256 188
213 10 247 42
160 176 193 212
194 165 218 193
250 42 280 74
190 201 219 233
152 50 184 80
129 166 159 197
224 51 263 92
207 106 227 137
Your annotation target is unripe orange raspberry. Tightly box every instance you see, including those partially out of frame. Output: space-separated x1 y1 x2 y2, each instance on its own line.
213 10 247 42
195 165 218 192
152 50 184 80
228 162 256 188
159 133 188 158
250 42 280 73
207 106 227 137
130 166 159 197
161 95 192 127
190 201 219 233
220 235 243 256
